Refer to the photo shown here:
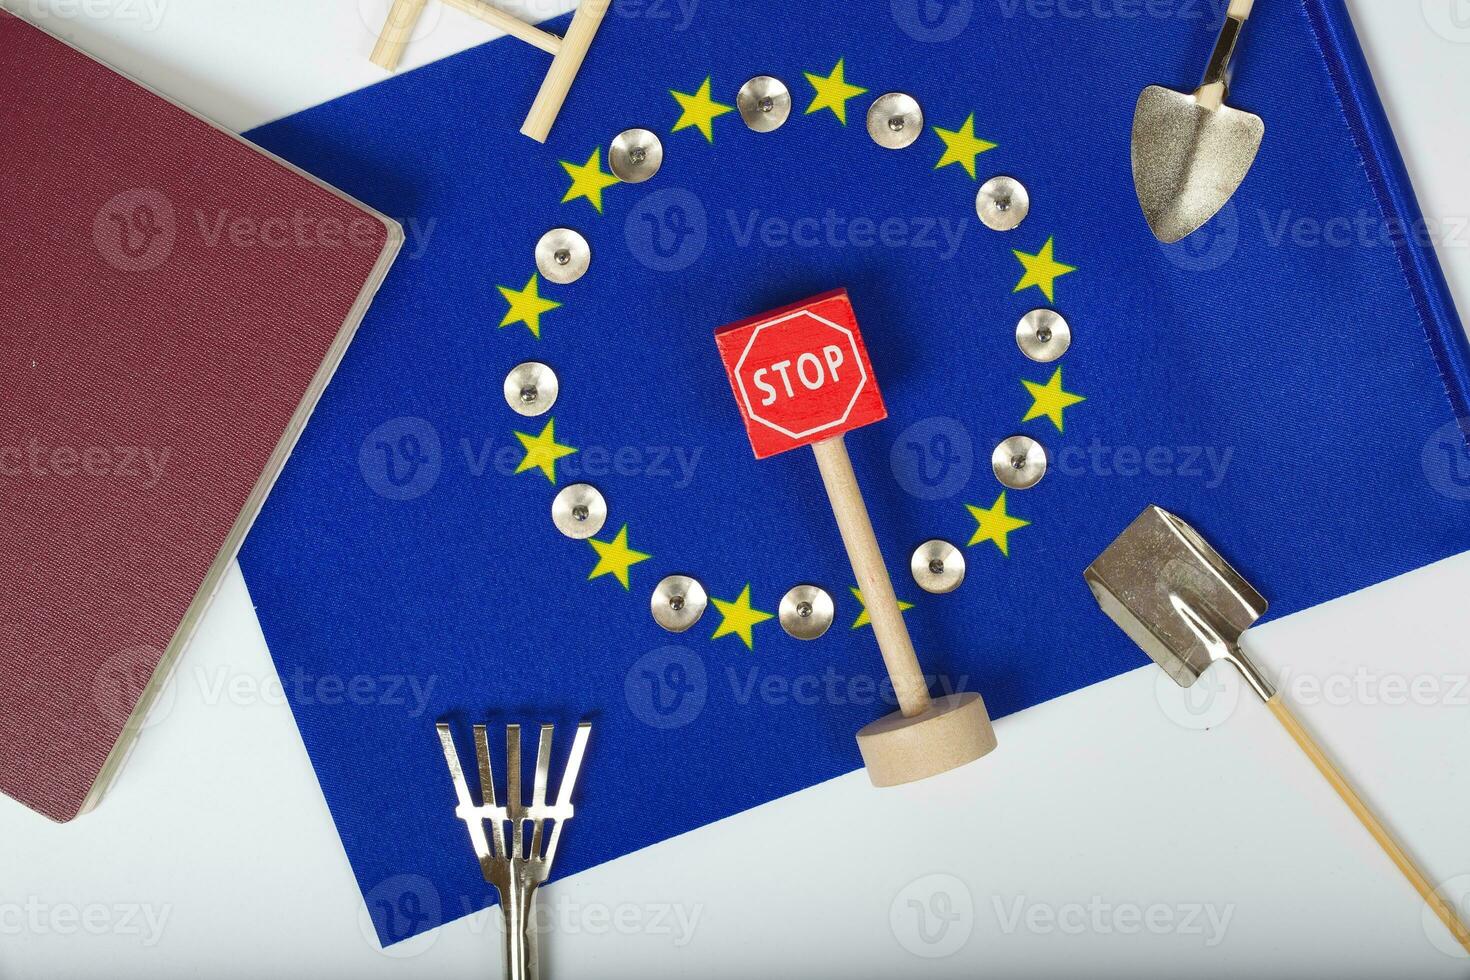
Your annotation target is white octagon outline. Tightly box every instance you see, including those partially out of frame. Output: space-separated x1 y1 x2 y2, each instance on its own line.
732 309 868 442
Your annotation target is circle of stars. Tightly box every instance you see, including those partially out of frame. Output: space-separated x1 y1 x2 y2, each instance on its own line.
491 53 1090 649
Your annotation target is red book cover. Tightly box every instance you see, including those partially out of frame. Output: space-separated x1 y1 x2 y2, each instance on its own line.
0 12 402 821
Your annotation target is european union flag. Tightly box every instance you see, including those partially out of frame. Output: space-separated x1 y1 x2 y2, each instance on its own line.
239 0 1470 944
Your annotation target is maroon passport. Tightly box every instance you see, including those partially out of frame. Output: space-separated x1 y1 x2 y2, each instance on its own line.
0 13 402 821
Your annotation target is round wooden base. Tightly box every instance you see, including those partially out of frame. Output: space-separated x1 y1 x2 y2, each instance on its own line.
855 692 998 788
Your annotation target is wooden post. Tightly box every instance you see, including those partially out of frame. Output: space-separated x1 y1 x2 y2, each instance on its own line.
715 290 998 788
811 436 931 718
370 0 429 71
521 0 611 143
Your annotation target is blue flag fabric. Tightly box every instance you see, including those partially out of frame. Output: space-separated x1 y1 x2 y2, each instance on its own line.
239 0 1470 945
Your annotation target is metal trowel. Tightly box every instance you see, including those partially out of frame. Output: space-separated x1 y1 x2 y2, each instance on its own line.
1086 506 1470 954
1132 0 1265 244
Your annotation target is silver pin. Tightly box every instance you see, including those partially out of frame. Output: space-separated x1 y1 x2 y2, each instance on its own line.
504 361 559 417
911 540 965 594
651 575 708 633
535 228 590 285
609 128 663 183
1016 309 1071 363
779 585 834 641
737 76 792 132
866 93 923 149
976 175 1030 231
551 483 606 539
992 435 1047 490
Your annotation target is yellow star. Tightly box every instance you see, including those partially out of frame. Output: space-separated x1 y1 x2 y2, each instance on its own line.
804 59 867 125
966 492 1030 557
850 587 914 630
671 76 734 142
497 273 561 339
710 584 774 650
1022 367 1087 432
587 525 652 590
560 148 620 213
933 114 997 178
513 418 577 484
1013 236 1078 302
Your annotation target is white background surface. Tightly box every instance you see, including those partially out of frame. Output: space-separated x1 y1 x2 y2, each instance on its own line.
3 1 1470 977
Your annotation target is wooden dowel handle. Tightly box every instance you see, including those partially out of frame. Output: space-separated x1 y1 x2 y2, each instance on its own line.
370 0 429 70
439 0 562 55
1267 695 1470 953
520 0 611 142
811 436 932 718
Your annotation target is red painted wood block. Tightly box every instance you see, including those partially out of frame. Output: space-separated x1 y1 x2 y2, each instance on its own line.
715 289 888 459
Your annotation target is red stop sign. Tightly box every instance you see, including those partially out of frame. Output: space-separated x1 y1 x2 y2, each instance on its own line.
716 289 888 459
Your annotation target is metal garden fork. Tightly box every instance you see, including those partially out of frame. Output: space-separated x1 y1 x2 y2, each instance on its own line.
437 720 592 980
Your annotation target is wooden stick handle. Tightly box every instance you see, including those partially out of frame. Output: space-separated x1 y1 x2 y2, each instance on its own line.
520 0 610 142
1267 695 1470 953
440 0 562 55
811 436 933 718
369 0 429 70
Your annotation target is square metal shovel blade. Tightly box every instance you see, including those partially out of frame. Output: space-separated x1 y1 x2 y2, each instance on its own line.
1084 506 1267 688
1132 85 1265 245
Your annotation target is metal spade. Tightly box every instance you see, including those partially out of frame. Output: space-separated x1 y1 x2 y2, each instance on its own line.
1132 0 1265 244
1086 506 1470 954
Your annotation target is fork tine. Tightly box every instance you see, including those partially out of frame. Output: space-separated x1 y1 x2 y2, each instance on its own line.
436 723 474 810
555 721 592 807
473 724 497 808
530 724 554 858
542 722 591 870
532 724 554 808
505 724 523 859
438 723 497 866
472 723 506 860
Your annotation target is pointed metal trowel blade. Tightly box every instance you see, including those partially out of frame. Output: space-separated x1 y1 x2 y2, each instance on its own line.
1132 85 1265 245
1084 506 1267 688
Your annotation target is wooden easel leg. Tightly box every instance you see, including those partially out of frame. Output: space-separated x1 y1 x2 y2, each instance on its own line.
520 0 611 143
370 0 429 71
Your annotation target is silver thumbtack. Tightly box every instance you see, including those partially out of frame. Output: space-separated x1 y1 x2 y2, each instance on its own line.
609 128 663 183
977 176 1030 231
992 436 1047 490
866 93 923 149
535 228 590 284
911 540 965 594
651 575 708 633
737 76 792 132
551 483 606 539
437 720 591 980
779 584 834 640
504 362 559 417
1016 309 1071 363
